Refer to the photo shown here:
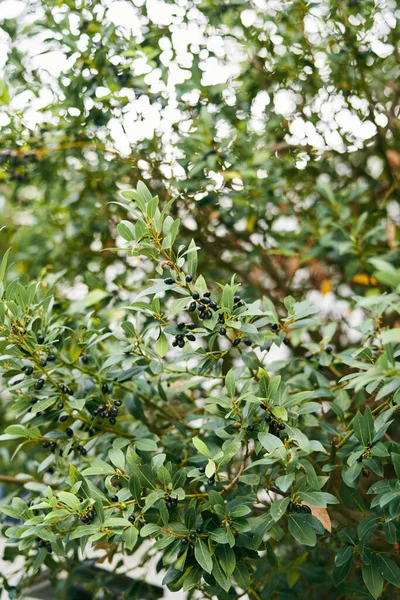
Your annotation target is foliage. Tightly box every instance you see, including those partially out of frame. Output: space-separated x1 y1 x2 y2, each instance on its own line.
0 180 399 599
0 1 400 599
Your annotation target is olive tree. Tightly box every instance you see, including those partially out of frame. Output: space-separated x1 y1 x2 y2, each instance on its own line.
0 1 400 599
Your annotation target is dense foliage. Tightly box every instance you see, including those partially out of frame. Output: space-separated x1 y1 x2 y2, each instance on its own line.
0 1 399 599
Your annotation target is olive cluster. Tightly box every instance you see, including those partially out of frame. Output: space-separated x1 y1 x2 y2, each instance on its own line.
37 539 52 552
172 322 196 348
263 409 285 437
59 383 74 395
42 440 57 452
287 502 311 514
165 495 178 509
92 399 121 425
165 275 251 348
178 528 202 556
81 508 95 524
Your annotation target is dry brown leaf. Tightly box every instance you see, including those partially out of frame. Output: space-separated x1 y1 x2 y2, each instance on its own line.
286 255 300 277
386 150 400 170
308 505 332 532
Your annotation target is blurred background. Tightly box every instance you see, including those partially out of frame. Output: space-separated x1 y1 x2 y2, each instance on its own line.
0 0 399 597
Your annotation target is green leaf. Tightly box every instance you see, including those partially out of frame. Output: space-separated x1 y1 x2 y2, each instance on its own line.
217 544 236 575
82 460 115 476
117 220 136 241
140 523 162 537
57 492 80 511
168 297 190 318
0 247 11 286
297 491 338 508
378 555 400 587
382 329 400 344
352 408 374 447
157 465 171 486
70 525 99 540
194 538 213 574
270 498 289 521
192 437 211 457
288 514 316 547
108 448 126 471
362 555 383 599
135 438 158 452
225 369 235 398
122 526 139 551
233 563 251 590
275 474 294 492
258 432 286 458
333 557 352 586
155 331 168 357
186 239 198 277
212 558 231 592
335 545 353 567
103 517 132 528
221 284 234 312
